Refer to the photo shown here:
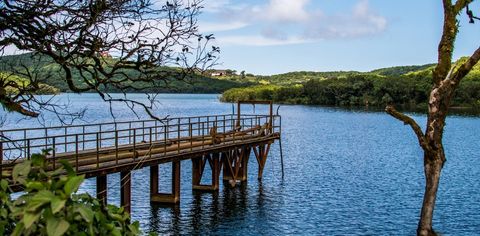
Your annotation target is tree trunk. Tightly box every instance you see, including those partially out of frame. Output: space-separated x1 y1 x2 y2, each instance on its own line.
417 149 445 236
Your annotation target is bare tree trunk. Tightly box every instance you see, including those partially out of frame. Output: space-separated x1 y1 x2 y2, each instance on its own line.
417 150 445 236
387 2 480 235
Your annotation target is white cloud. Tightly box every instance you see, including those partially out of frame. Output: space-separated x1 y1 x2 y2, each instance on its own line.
304 0 387 39
217 35 310 46
258 0 310 23
201 0 387 46
202 0 231 13
199 21 249 33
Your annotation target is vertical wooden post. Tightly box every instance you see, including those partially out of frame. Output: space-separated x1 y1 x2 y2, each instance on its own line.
150 165 159 196
222 151 234 182
254 143 272 180
239 147 251 182
96 175 107 206
212 153 220 190
172 161 180 202
269 101 273 134
236 101 241 129
150 161 181 204
120 171 131 213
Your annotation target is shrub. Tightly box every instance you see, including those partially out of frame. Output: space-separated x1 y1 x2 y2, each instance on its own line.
0 152 141 236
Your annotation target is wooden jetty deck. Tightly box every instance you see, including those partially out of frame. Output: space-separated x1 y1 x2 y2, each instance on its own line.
0 101 281 213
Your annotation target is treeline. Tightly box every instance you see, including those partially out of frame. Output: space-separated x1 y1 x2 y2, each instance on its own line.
221 72 480 108
0 53 251 94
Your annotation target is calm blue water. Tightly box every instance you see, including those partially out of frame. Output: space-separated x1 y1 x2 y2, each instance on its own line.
2 93 480 235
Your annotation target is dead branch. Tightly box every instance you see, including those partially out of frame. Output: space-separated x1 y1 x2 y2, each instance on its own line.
385 105 431 152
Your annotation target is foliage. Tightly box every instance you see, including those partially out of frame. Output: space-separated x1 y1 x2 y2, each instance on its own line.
0 53 249 94
0 152 140 236
0 0 218 117
220 58 480 109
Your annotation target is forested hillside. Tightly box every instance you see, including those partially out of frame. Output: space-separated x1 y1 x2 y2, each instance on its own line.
3 53 479 109
0 53 251 94
221 58 480 109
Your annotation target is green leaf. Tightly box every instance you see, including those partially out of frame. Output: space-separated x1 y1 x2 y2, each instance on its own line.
128 221 141 235
47 217 70 236
0 179 8 191
110 228 122 236
64 175 84 195
12 160 31 182
60 160 75 177
23 211 40 229
26 181 45 191
75 205 94 223
51 197 66 214
11 222 24 236
31 153 46 167
27 190 54 212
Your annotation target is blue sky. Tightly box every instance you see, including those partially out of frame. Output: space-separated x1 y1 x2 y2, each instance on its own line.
198 0 480 75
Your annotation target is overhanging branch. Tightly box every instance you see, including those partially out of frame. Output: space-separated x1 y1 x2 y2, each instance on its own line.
455 0 474 14
451 46 480 82
385 105 430 152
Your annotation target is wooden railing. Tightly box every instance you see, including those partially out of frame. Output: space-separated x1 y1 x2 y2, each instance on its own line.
0 114 281 171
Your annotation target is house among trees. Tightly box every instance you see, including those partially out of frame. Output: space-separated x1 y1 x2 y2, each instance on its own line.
210 70 228 76
209 69 236 77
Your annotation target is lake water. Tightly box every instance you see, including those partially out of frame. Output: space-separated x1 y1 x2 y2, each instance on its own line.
2 93 480 235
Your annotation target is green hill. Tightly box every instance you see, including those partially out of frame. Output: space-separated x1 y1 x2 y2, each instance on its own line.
0 53 251 94
220 59 480 109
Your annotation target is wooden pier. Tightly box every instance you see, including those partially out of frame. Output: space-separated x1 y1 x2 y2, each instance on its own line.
0 101 281 213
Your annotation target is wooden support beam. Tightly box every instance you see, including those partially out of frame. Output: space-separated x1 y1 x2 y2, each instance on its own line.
150 165 159 195
222 151 235 184
254 143 271 180
120 171 131 213
238 147 251 182
192 153 220 192
96 174 107 206
222 147 251 187
150 161 181 204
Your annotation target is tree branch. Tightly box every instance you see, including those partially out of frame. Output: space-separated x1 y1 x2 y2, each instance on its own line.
434 0 457 85
454 0 474 14
385 105 430 152
451 46 480 83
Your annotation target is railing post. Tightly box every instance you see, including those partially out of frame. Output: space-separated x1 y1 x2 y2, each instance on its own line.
201 122 205 149
223 115 226 133
237 101 241 128
99 125 102 148
149 127 152 158
164 124 167 156
64 127 67 152
142 121 145 141
269 101 273 133
96 132 100 169
133 128 136 157
75 134 79 172
27 139 30 159
177 121 180 154
155 120 158 141
52 137 56 169
129 123 132 144
23 130 26 157
44 128 48 150
189 123 193 152
83 126 86 150
115 130 119 165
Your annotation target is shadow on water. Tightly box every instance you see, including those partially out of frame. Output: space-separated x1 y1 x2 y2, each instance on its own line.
147 181 262 235
148 204 181 235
